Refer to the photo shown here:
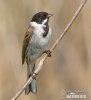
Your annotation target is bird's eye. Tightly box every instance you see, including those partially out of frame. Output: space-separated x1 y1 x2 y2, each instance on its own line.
44 14 47 17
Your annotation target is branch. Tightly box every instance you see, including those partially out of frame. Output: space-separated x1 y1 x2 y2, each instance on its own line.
11 0 87 100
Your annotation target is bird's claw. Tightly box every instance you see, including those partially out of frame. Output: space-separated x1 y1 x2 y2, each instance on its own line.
44 50 51 57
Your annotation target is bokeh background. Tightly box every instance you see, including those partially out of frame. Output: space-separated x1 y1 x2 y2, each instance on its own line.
0 0 90 100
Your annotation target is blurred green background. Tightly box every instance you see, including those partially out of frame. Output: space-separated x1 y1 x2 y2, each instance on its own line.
0 0 90 100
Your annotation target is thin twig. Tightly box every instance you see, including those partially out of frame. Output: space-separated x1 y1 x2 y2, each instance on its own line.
11 0 87 100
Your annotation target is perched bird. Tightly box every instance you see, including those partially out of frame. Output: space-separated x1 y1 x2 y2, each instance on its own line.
22 12 53 94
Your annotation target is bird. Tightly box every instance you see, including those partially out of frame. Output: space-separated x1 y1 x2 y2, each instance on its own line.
22 12 53 94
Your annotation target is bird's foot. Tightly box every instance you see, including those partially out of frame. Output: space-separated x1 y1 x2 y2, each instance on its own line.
32 71 37 79
44 50 51 57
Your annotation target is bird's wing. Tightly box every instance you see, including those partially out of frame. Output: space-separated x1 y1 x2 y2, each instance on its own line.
22 26 32 65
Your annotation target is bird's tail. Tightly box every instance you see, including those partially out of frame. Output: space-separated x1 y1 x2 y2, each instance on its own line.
25 63 37 95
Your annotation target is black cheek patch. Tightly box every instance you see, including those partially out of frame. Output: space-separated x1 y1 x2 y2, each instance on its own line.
43 25 49 38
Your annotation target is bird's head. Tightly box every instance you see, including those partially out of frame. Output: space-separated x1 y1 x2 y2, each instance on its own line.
31 12 53 25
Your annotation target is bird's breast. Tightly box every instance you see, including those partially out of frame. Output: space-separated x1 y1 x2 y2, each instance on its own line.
26 27 51 61
31 27 51 48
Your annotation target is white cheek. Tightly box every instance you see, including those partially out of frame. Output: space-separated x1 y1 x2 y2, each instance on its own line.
42 18 48 25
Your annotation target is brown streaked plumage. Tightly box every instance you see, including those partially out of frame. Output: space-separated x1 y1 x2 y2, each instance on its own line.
22 27 32 65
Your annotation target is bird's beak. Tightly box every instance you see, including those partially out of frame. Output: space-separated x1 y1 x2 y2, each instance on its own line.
48 14 53 18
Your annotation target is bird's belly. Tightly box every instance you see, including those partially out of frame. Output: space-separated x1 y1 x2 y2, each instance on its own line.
29 45 44 60
26 38 47 61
